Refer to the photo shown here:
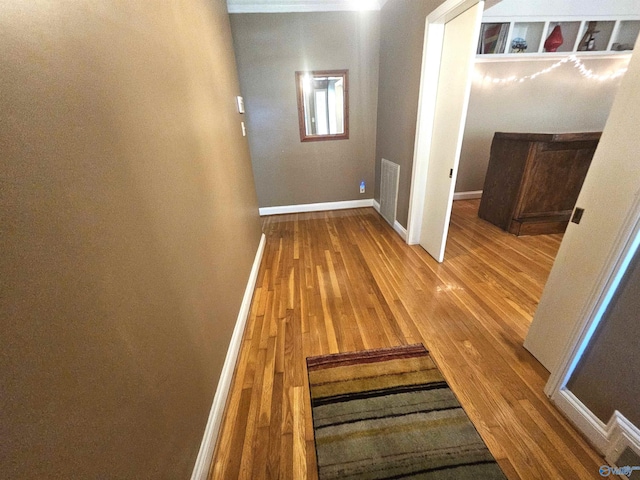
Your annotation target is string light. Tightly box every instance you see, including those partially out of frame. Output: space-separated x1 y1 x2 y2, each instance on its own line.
475 55 629 85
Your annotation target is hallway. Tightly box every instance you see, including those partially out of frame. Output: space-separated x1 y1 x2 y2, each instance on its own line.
211 200 604 479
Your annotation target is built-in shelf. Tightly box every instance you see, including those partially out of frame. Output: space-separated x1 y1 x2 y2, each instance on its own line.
477 17 640 57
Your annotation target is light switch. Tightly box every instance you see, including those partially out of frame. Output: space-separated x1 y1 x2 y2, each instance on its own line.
241 121 246 137
236 96 245 114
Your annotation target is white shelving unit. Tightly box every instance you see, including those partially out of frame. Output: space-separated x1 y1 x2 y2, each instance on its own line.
477 17 640 57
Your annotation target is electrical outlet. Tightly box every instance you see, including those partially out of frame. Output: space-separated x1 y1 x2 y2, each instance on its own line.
360 181 365 194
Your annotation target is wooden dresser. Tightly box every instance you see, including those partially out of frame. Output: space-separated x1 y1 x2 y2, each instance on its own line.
478 132 601 236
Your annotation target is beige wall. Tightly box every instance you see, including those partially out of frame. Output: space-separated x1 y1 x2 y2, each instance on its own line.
456 57 628 193
230 12 380 208
0 0 262 478
524 41 640 373
375 0 444 228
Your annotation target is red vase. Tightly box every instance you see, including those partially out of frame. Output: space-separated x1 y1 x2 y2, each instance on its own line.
545 25 564 52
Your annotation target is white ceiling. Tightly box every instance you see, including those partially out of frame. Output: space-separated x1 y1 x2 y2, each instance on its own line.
484 0 640 17
226 0 388 14
226 0 640 16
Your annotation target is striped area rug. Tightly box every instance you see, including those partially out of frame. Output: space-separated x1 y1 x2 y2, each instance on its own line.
307 344 507 479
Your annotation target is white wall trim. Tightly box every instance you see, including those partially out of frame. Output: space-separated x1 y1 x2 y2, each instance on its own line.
453 190 482 200
373 198 407 240
545 190 640 397
552 388 640 464
393 220 408 241
541 193 640 463
406 0 484 247
190 233 266 480
475 52 633 63
259 199 373 216
406 18 444 246
552 388 610 453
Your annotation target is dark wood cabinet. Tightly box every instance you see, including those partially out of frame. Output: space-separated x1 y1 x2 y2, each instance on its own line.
478 132 601 236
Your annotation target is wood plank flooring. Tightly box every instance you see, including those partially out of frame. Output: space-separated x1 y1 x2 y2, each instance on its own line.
210 200 606 479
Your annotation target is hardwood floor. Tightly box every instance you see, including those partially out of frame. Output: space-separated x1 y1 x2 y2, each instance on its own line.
210 200 606 479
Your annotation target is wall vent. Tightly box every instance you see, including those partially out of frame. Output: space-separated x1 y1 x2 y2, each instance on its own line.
601 446 640 478
380 158 400 226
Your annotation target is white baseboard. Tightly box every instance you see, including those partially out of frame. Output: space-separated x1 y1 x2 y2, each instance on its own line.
552 388 640 465
394 220 407 241
259 199 373 216
190 233 266 480
453 190 482 201
373 199 406 241
553 388 609 453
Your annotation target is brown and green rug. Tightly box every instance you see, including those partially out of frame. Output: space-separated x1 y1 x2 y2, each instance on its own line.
306 344 507 479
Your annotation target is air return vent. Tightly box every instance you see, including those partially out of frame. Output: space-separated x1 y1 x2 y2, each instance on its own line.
380 158 400 226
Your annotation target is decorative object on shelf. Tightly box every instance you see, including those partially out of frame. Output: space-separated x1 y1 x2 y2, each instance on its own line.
612 42 634 51
511 37 528 53
579 21 600 51
544 25 564 52
478 23 509 54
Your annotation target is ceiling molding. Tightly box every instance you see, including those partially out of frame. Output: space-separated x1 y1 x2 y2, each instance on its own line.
226 0 386 14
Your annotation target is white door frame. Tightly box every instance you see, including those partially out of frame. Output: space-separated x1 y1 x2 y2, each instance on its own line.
544 190 640 460
406 0 483 246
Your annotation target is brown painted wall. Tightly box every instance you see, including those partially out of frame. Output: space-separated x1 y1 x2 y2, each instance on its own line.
230 12 380 208
375 0 443 228
0 0 262 478
567 247 640 426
